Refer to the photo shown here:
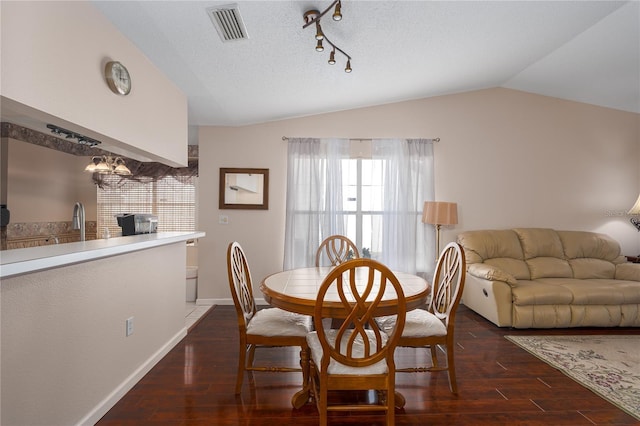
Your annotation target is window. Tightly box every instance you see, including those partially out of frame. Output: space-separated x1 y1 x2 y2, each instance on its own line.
97 175 196 237
342 158 384 258
284 138 434 274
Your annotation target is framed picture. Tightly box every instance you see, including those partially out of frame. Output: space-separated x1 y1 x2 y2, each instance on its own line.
219 168 269 210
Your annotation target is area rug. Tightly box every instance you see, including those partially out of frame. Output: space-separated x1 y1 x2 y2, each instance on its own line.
505 335 640 420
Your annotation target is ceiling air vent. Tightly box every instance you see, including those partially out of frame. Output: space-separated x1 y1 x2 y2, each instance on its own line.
207 4 249 42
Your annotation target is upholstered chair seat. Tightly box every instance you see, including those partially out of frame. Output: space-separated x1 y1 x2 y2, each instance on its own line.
248 308 312 336
307 329 389 375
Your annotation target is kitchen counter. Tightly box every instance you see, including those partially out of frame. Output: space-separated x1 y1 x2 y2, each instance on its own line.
0 231 205 279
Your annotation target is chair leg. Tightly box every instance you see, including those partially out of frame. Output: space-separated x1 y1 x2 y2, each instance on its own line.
247 343 257 368
235 340 247 394
319 379 328 426
430 344 439 369
387 387 396 426
446 343 458 394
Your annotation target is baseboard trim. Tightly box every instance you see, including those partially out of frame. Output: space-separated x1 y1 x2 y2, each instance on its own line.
197 297 268 306
76 327 188 426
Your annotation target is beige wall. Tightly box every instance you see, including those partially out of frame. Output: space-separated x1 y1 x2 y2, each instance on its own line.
198 88 640 302
0 1 188 166
6 139 97 222
1 242 187 425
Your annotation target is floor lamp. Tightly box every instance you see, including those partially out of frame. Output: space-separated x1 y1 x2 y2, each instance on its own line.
423 201 458 257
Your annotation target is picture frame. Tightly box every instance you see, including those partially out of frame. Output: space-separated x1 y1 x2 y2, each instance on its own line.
219 168 269 210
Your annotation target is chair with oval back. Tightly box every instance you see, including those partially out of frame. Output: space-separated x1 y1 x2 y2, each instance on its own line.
227 241 312 399
306 258 406 426
315 235 360 267
376 242 466 404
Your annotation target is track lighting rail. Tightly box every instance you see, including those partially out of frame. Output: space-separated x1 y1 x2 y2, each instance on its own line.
46 124 102 147
303 1 352 72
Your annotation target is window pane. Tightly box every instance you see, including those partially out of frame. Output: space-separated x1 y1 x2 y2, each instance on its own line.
97 175 196 237
342 159 357 212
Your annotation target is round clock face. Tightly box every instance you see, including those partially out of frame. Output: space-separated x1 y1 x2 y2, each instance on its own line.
105 61 131 95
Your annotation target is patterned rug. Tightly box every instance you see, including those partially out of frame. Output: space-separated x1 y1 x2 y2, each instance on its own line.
505 335 640 420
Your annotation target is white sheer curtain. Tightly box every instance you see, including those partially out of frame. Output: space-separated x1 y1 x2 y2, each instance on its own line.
283 138 435 274
283 138 350 269
374 139 435 274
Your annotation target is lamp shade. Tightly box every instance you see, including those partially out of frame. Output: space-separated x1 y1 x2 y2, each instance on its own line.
629 194 640 214
422 201 458 226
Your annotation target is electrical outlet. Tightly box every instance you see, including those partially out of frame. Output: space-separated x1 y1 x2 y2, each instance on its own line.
126 317 134 336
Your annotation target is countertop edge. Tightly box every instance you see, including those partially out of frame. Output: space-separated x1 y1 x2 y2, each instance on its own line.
0 231 206 279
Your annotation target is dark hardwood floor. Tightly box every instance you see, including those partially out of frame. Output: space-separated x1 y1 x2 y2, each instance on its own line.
98 305 640 425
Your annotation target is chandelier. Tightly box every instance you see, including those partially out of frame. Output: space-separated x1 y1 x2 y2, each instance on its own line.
84 155 132 175
303 0 352 73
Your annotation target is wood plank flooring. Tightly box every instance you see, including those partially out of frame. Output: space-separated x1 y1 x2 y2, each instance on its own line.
98 305 640 425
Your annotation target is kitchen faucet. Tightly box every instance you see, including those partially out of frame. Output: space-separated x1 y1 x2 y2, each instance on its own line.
72 202 85 242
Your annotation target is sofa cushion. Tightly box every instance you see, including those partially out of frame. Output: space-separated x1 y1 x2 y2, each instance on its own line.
558 231 623 278
526 257 573 279
514 228 573 279
555 279 626 304
511 280 574 306
467 263 518 286
483 258 530 281
514 228 565 259
514 278 640 306
457 230 529 279
558 230 622 261
616 263 640 281
568 258 616 279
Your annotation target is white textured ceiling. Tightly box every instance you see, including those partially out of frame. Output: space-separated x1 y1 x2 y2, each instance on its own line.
90 0 640 129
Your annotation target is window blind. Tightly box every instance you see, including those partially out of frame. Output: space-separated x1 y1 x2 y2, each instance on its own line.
97 175 196 237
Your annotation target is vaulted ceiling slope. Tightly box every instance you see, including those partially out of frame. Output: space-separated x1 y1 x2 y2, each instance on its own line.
94 1 639 127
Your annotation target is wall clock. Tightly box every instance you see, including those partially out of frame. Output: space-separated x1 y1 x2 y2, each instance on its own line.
104 61 131 95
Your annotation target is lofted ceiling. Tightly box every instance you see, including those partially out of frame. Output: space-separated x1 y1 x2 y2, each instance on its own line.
89 0 639 130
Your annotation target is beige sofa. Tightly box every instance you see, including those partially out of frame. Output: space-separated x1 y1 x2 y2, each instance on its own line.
456 228 640 328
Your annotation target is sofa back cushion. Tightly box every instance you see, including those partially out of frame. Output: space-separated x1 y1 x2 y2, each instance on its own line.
458 228 627 282
514 228 573 279
558 231 622 279
457 230 530 280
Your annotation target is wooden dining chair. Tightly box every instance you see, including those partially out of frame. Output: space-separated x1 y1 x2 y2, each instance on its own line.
315 235 359 267
227 242 312 397
306 258 406 426
377 242 466 401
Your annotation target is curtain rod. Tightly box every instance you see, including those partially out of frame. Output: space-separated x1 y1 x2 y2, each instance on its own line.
281 136 440 142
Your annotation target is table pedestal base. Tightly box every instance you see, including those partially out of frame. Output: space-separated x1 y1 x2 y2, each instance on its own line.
292 388 311 409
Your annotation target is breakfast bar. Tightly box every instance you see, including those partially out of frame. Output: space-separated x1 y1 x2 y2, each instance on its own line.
0 231 204 426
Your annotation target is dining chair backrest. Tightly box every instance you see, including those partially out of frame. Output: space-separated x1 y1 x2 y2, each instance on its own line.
429 242 466 330
227 241 257 329
314 258 406 369
315 235 360 267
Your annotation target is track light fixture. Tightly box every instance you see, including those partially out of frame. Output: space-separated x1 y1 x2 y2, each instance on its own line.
315 21 324 40
46 124 102 147
303 0 352 73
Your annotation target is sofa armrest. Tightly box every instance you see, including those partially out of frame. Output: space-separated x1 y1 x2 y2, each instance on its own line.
467 263 518 286
615 262 640 281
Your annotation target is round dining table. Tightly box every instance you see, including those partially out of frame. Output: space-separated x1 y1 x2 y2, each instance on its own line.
260 266 430 409
261 266 430 317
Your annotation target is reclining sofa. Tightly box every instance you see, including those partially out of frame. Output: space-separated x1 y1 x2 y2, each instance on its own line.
456 228 640 328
